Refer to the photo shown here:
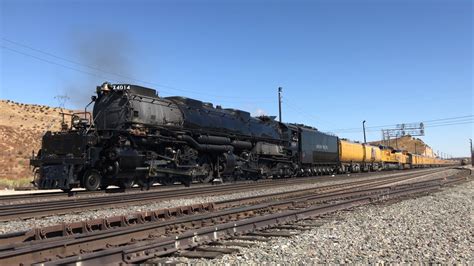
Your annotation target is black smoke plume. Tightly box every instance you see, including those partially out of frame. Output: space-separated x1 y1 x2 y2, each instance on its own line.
63 30 135 108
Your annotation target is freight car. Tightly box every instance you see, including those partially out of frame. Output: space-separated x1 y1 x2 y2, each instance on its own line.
338 140 382 172
409 153 449 168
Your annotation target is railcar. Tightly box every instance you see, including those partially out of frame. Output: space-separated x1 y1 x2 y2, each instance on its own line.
410 154 429 168
291 124 339 175
338 140 382 172
30 82 460 191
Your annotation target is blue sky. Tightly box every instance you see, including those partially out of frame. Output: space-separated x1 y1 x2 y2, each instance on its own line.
0 0 472 156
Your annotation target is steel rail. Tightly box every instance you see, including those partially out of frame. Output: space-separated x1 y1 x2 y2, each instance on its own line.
0 169 454 246
213 170 466 209
58 176 470 265
0 168 444 221
0 168 444 203
0 170 468 265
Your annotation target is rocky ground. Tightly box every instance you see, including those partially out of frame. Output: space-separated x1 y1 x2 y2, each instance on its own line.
177 178 472 264
0 100 74 186
0 168 452 234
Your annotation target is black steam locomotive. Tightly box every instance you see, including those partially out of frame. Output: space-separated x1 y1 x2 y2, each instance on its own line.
30 83 338 191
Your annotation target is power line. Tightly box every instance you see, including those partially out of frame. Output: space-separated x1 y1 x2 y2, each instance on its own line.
283 97 339 128
2 38 115 77
1 46 274 106
424 120 474 128
1 38 272 101
283 102 331 130
283 102 317 124
424 118 473 126
1 45 112 80
338 120 473 134
422 115 474 123
3 37 471 129
331 115 474 133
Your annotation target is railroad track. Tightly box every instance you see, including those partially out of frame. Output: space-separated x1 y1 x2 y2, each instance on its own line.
2 168 464 245
0 168 446 221
0 169 469 265
0 168 444 203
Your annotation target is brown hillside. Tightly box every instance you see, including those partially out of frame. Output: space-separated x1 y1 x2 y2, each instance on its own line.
370 136 435 157
0 99 73 186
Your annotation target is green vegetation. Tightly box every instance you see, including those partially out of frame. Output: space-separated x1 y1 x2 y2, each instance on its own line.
0 177 33 189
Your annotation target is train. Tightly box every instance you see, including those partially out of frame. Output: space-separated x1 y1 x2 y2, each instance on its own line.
29 82 458 191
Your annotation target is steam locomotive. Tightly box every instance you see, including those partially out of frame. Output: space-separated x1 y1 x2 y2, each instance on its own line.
30 82 338 191
30 82 456 191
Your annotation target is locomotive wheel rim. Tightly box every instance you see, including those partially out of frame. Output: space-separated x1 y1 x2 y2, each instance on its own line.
197 155 214 183
88 176 97 186
83 171 101 191
200 163 214 183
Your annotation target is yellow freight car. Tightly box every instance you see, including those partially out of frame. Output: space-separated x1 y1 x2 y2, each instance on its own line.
410 154 450 168
365 144 382 163
339 140 382 172
410 154 422 167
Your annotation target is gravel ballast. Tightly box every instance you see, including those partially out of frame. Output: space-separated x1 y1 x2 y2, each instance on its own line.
0 168 463 235
184 179 473 264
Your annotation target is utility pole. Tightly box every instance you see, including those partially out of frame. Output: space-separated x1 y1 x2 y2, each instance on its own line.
54 94 70 109
414 142 417 154
54 94 70 127
362 120 367 144
278 87 282 123
470 139 473 166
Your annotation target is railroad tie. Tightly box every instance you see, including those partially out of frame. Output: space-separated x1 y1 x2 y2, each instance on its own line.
231 236 270 242
294 221 327 227
211 241 255 247
274 225 313 231
296 217 333 226
194 246 241 254
178 250 224 259
248 230 298 237
146 257 187 265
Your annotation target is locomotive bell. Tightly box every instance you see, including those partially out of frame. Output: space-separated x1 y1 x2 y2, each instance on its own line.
101 82 112 92
96 82 111 94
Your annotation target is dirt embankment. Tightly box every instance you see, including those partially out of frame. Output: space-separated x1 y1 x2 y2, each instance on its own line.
370 136 435 157
0 100 73 187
